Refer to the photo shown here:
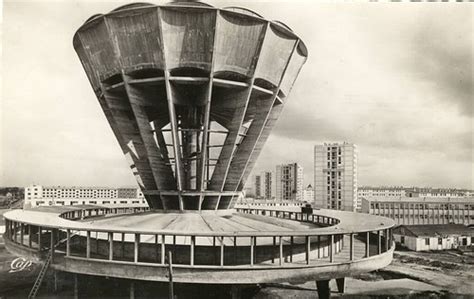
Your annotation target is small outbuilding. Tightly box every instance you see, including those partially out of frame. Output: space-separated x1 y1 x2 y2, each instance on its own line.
393 224 474 251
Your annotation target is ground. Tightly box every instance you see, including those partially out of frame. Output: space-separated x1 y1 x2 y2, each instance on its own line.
255 249 474 298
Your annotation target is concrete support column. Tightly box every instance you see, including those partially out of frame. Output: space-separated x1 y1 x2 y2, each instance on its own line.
315 280 330 299
438 205 441 224
38 227 42 251
13 222 17 243
365 232 370 258
329 234 334 262
66 229 71 256
134 234 140 263
74 274 79 299
377 230 381 254
51 229 56 263
161 235 166 264
230 285 241 299
109 232 114 261
349 233 354 261
86 231 91 258
317 235 321 258
398 205 401 224
220 236 225 266
20 223 24 245
130 281 135 299
250 236 255 266
54 270 58 293
279 236 284 265
190 236 195 266
336 277 346 293
28 225 32 248
305 236 310 265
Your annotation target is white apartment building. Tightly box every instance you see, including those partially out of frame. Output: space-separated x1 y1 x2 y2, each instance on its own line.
314 142 358 211
276 163 303 201
24 185 147 208
303 184 314 202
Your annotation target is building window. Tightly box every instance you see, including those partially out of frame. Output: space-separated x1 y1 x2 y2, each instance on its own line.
425 238 430 246
401 236 405 244
438 238 442 245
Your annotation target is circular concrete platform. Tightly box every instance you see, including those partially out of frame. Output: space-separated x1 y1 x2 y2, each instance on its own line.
4 204 395 288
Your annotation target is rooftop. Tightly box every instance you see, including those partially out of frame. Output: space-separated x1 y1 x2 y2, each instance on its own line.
395 224 474 238
362 196 474 203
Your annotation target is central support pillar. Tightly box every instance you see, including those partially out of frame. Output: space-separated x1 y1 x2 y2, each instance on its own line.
74 274 79 299
335 277 346 293
130 281 135 299
315 280 330 299
230 285 242 299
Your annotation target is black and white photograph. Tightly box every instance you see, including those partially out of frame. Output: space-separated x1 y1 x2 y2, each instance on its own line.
0 0 473 298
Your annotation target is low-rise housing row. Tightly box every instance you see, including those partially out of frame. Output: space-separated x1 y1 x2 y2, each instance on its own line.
24 185 146 208
361 197 474 225
393 224 474 251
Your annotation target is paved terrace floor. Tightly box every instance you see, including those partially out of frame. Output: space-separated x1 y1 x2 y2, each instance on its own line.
4 205 394 246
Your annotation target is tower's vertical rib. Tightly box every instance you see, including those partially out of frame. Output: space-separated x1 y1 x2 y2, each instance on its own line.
99 82 159 208
122 72 177 210
198 10 219 210
157 7 185 210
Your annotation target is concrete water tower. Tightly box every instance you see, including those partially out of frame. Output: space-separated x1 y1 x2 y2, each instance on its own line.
73 1 308 211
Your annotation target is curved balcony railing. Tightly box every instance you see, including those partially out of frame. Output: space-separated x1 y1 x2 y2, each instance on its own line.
3 205 395 272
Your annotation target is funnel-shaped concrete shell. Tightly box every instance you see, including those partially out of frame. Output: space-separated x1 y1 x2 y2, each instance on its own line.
74 2 307 211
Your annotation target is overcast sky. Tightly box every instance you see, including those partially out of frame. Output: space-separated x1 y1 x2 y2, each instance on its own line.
1 1 472 189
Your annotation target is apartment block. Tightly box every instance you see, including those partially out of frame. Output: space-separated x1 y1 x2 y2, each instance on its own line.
314 142 357 211
276 163 303 201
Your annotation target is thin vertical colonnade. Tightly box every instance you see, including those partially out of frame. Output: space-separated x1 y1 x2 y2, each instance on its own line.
4 206 394 269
